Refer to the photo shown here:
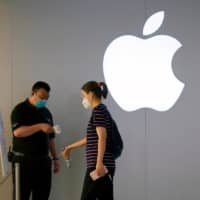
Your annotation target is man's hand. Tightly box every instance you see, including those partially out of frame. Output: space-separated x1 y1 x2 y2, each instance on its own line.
52 159 60 173
40 123 54 134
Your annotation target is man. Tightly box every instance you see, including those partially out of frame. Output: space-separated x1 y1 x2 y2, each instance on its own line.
11 81 60 200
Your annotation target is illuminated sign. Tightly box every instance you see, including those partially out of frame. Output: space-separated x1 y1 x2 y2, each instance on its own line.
103 11 184 112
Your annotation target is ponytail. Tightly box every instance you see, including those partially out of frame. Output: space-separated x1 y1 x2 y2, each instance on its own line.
98 82 108 99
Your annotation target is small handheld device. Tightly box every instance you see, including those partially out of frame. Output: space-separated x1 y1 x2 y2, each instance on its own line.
90 166 108 181
53 125 62 134
65 159 71 168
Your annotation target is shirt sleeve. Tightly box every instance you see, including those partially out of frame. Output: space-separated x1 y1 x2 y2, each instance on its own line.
46 110 55 140
49 133 55 139
93 108 106 128
11 105 26 131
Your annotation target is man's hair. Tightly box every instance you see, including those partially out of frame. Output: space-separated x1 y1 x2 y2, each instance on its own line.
32 81 51 93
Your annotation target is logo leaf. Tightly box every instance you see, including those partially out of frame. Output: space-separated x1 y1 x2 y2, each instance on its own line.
143 11 165 36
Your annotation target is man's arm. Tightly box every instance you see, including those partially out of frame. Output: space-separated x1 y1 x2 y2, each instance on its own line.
49 138 58 159
49 138 60 173
13 123 54 137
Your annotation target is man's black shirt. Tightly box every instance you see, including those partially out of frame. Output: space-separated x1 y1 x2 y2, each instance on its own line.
11 99 55 156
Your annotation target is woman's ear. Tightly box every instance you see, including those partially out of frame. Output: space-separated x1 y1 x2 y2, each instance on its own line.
88 91 94 101
88 91 92 97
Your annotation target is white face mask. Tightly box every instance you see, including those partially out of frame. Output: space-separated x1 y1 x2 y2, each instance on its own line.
82 98 90 109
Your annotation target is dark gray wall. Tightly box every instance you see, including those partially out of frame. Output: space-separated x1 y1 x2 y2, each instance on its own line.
0 0 200 199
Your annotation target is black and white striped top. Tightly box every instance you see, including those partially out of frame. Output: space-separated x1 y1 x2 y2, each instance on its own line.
86 103 115 169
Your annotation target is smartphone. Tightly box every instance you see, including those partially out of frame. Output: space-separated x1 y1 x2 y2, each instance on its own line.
90 166 108 181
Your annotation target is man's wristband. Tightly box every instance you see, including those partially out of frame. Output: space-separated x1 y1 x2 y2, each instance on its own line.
52 157 59 161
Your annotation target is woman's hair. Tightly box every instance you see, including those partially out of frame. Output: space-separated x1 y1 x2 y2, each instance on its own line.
81 81 108 99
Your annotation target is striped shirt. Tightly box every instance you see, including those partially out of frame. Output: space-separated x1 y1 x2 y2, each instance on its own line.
86 103 115 169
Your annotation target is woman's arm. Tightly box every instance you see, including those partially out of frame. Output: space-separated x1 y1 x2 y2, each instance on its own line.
62 137 86 160
96 127 107 175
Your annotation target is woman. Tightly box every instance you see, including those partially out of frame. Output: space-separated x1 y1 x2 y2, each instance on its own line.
62 81 115 200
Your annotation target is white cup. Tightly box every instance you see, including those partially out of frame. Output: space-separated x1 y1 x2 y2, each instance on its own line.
65 159 71 168
53 125 62 134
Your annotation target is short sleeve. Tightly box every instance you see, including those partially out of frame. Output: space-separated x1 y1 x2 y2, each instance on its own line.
43 109 55 140
93 108 106 128
11 105 26 131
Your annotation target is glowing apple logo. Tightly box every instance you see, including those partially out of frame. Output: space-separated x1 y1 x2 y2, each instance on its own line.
103 11 184 112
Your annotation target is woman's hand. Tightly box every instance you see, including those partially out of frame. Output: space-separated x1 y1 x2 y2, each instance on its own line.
95 162 107 177
62 146 71 160
61 138 86 160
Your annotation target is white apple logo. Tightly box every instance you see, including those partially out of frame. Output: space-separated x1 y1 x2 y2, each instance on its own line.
103 11 184 112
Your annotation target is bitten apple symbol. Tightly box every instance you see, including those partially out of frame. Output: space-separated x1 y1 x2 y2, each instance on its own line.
103 11 184 112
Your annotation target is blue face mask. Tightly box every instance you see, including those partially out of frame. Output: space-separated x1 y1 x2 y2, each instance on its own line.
35 100 47 108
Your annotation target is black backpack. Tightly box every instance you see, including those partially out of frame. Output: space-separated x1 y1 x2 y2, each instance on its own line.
110 118 123 160
92 109 123 160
